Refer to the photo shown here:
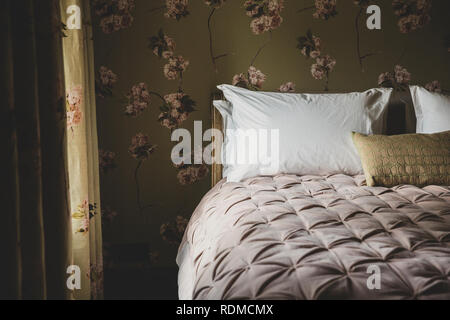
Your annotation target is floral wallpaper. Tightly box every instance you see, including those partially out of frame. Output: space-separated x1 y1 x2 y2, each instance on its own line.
91 0 449 269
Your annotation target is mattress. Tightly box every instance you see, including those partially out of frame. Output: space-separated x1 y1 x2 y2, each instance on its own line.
177 174 450 300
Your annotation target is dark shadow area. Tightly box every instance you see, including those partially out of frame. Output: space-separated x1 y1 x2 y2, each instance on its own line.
103 243 178 300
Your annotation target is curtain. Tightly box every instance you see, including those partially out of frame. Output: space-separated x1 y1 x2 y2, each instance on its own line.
0 0 103 300
60 0 104 300
0 0 71 299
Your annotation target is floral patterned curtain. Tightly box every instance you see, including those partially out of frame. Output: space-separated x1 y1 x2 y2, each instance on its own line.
60 0 103 300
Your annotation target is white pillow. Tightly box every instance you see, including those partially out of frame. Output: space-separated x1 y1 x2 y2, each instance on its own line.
217 84 393 182
213 100 234 177
410 86 450 133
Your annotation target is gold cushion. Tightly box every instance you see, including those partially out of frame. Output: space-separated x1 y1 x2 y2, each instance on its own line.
352 131 450 187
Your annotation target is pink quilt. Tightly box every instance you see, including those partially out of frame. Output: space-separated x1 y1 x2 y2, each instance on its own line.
177 174 450 299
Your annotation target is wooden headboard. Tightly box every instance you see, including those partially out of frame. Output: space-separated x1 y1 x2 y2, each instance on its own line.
211 92 224 187
209 90 415 188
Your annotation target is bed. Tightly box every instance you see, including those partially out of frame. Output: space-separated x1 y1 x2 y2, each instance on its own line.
176 91 450 300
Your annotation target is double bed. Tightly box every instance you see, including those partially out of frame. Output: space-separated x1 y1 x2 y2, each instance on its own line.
176 89 450 300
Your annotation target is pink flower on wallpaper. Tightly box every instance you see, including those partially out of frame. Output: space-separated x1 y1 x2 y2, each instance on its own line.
160 215 189 245
310 50 321 59
66 85 83 130
96 66 118 98
313 0 338 20
298 30 322 59
245 0 284 35
176 164 209 186
165 0 189 20
297 29 335 90
313 36 321 49
128 133 157 161
99 149 116 174
149 29 177 59
250 16 269 35
394 65 411 84
425 80 441 93
94 0 135 34
124 83 151 117
311 64 326 80
316 55 336 69
94 1 109 16
311 55 336 80
99 66 118 87
279 82 296 92
378 72 395 86
159 92 196 130
248 66 267 88
378 65 411 90
232 73 250 87
163 36 176 57
177 166 198 185
393 0 432 34
204 0 227 8
163 55 189 80
231 66 266 90
173 148 209 185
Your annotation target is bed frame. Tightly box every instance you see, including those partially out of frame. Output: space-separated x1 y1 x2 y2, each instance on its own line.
211 92 224 187
209 90 416 188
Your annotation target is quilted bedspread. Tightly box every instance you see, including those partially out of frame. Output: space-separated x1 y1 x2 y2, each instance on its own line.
177 174 450 300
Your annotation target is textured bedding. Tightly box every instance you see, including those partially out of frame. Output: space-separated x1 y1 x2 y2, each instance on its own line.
177 174 450 300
